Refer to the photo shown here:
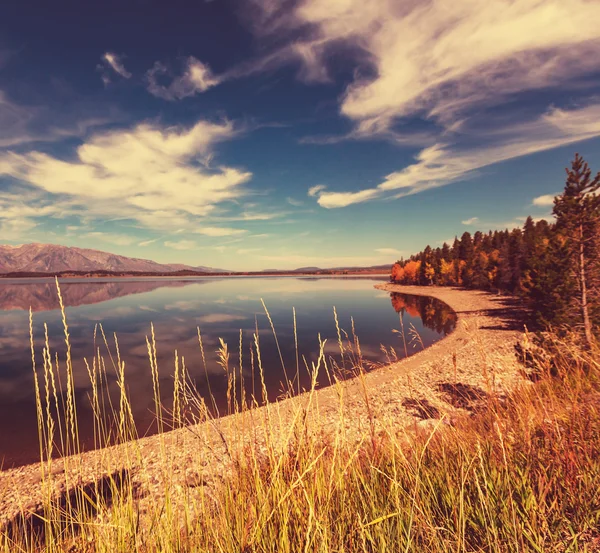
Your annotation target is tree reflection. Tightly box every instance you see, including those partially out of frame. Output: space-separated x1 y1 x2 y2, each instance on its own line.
390 293 457 335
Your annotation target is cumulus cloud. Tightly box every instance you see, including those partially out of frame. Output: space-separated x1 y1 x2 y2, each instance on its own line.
146 57 221 100
102 52 132 79
461 217 480 225
0 119 251 233
533 194 557 207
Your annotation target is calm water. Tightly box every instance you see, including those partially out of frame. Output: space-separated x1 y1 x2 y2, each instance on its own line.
0 277 456 467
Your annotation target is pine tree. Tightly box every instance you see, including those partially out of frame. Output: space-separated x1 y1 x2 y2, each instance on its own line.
554 153 600 346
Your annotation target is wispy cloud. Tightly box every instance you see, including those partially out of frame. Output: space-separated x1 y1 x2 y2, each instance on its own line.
309 104 600 208
84 231 136 246
0 218 38 242
195 226 247 237
459 215 549 231
102 52 132 79
138 238 159 247
375 247 403 256
146 57 221 100
164 239 197 250
275 0 600 134
0 90 115 148
235 0 600 209
307 184 326 197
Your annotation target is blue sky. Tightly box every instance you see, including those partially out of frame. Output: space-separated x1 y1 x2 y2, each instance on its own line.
1 0 600 271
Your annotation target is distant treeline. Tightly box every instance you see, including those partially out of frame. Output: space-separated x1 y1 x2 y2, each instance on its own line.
0 268 390 279
391 154 600 341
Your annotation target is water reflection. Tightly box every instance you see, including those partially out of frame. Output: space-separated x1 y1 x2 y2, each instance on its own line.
0 278 205 311
0 277 455 468
390 293 457 336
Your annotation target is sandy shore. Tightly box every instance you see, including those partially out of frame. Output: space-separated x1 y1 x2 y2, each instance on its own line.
0 284 527 527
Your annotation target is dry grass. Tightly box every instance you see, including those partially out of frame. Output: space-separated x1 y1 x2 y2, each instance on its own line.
1 280 600 552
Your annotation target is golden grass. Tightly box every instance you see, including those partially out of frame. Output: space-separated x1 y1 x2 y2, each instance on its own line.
2 279 600 552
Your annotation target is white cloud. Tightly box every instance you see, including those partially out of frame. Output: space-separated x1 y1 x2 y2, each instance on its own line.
283 0 600 133
220 212 282 221
532 194 557 207
84 231 136 246
286 197 304 206
138 238 160 247
315 188 379 209
146 57 221 101
310 103 600 208
102 52 132 79
195 226 247 237
0 119 251 231
0 218 37 241
308 184 326 197
240 0 600 209
164 239 197 250
460 216 548 231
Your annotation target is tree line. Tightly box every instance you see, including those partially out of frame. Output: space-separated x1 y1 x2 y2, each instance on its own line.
390 154 600 343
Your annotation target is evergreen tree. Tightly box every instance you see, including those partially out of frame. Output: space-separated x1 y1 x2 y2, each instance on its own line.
554 153 600 346
386 152 599 341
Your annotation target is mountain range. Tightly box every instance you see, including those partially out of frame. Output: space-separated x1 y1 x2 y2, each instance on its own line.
0 243 224 274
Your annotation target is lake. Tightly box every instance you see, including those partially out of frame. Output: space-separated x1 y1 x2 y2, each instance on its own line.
0 276 456 468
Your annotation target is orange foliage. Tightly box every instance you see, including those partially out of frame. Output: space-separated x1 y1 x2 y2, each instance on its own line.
391 294 406 312
390 262 404 283
402 260 421 283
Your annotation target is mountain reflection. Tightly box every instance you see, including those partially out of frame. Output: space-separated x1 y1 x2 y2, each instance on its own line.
0 278 453 468
390 292 457 335
0 279 201 311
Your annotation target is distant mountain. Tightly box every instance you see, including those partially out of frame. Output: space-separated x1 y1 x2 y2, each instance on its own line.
292 266 322 272
0 243 225 274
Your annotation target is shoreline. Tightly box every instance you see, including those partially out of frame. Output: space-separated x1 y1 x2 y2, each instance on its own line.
0 284 527 527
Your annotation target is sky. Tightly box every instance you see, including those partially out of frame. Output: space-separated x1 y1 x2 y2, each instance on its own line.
1 0 600 271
